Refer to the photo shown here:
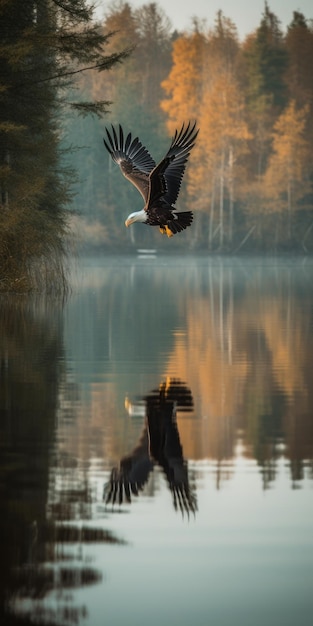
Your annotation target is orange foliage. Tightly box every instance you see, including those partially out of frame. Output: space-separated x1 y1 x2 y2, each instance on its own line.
161 31 206 131
264 101 310 208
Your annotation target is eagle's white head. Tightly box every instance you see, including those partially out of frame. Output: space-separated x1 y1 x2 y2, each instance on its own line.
125 209 147 227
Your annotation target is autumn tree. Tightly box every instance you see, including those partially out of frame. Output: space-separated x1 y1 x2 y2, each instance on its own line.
160 25 207 245
263 101 310 240
198 14 251 249
161 14 250 249
161 26 206 130
200 75 251 248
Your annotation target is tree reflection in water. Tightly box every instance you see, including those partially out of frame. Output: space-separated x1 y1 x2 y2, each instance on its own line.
0 297 124 626
104 378 197 515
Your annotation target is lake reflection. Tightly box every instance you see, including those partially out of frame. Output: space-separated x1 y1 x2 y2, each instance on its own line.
104 378 197 515
1 256 313 626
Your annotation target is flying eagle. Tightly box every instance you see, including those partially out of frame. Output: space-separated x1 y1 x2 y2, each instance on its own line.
103 122 199 237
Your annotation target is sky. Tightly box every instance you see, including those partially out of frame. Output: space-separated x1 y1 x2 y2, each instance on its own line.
94 0 313 39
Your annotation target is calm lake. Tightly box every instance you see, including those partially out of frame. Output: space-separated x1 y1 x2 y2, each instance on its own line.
1 255 313 626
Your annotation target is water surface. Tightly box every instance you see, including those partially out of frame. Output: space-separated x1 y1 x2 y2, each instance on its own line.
1 256 313 626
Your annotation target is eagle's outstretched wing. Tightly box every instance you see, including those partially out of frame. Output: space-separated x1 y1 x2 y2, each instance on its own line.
148 121 199 208
103 125 156 202
103 429 154 506
103 122 199 211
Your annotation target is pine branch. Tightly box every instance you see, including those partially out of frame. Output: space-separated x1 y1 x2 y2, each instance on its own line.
69 100 112 117
13 51 130 89
50 0 93 21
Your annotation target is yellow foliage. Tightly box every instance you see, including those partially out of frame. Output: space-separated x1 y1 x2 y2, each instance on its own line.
161 28 251 229
164 270 312 461
263 101 310 209
161 31 207 130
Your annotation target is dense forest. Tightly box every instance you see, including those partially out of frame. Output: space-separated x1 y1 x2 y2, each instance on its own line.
0 0 126 290
71 1 313 253
1 1 313 290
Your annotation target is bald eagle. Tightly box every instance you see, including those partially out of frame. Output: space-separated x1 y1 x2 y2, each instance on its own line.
103 121 199 237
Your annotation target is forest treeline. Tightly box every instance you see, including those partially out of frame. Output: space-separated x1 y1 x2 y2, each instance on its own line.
1 1 313 291
70 1 313 253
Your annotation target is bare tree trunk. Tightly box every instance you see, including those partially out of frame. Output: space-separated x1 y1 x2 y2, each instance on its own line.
302 220 313 252
209 177 215 249
228 146 234 243
287 178 292 240
191 208 203 248
219 149 225 248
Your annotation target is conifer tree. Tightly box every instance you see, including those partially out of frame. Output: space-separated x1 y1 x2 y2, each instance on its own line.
0 0 126 290
245 2 287 110
242 3 288 178
285 13 313 135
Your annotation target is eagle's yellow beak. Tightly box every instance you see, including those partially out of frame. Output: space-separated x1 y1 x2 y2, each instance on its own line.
125 216 136 227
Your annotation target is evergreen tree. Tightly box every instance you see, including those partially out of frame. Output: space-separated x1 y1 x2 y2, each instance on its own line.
285 12 313 134
242 3 288 178
0 0 126 290
100 2 172 146
245 2 287 110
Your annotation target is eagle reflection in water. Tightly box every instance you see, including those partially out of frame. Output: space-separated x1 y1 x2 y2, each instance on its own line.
104 379 197 515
